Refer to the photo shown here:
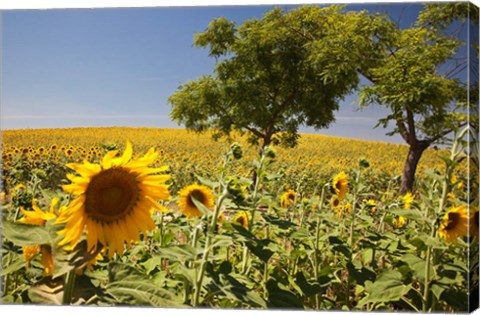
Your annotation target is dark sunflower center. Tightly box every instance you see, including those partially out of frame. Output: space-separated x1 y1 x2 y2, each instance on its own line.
85 167 139 223
188 190 205 208
333 198 340 207
236 216 245 226
336 182 341 190
444 212 460 230
288 194 295 201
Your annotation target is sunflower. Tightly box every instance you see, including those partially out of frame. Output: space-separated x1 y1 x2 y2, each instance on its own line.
393 215 407 229
56 141 171 258
233 211 249 229
438 205 469 243
447 192 456 200
331 196 341 209
280 190 296 208
177 184 215 218
334 201 350 218
450 174 457 185
364 199 377 213
402 193 414 209
12 183 26 192
344 203 352 216
333 171 348 200
18 198 58 276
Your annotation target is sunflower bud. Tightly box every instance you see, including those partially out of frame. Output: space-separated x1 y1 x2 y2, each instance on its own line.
226 176 247 205
230 142 243 160
358 158 370 169
263 146 276 159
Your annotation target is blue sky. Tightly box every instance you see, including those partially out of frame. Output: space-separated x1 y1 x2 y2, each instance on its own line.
0 2 460 144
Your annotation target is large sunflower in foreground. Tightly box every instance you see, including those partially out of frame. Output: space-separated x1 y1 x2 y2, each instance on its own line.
438 205 469 243
471 208 479 237
333 171 348 200
19 198 58 276
56 141 171 258
177 184 215 218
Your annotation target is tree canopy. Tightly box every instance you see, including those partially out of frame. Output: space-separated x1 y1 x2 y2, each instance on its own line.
358 2 477 193
168 5 393 149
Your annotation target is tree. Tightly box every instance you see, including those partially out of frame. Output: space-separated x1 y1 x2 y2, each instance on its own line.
359 2 477 194
168 5 392 153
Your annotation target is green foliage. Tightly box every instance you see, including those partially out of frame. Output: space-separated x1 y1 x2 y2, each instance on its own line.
3 221 51 247
169 5 392 148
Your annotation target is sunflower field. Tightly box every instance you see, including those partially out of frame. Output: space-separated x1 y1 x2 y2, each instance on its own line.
1 126 478 312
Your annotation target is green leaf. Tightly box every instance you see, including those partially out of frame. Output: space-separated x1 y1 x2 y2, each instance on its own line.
141 256 162 275
246 241 274 263
401 254 426 281
1 253 25 276
191 196 212 217
409 237 427 251
106 280 184 307
430 281 448 300
263 214 296 230
171 263 196 284
157 245 201 263
329 236 351 259
347 262 376 286
359 270 411 307
195 175 219 188
105 262 184 306
266 279 303 309
28 280 63 305
2 220 51 246
212 273 267 308
290 228 311 240
361 248 374 265
161 231 176 247
440 288 468 311
389 209 427 221
293 271 324 297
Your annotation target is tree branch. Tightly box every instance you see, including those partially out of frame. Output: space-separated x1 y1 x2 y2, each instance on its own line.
244 126 265 140
425 121 468 144
395 111 410 143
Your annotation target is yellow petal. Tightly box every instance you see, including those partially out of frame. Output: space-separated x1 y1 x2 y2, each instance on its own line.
102 150 119 169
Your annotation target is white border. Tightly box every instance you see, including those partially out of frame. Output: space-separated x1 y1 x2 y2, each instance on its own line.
0 0 469 10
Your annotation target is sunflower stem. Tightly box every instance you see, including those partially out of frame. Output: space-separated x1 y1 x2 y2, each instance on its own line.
242 151 265 274
422 227 436 312
62 269 76 305
346 170 361 310
313 184 327 310
349 169 361 249
192 191 228 307
423 132 460 312
159 211 164 246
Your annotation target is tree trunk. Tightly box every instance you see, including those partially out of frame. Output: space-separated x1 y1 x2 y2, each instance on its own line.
399 142 429 195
